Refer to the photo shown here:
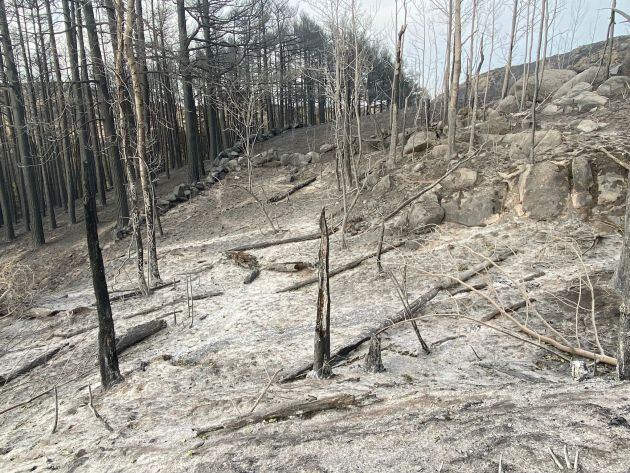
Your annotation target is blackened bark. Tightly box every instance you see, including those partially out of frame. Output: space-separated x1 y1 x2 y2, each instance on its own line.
62 0 122 389
0 0 44 247
311 208 332 379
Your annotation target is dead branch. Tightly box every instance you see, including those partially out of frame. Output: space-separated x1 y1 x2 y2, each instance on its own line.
195 394 361 435
249 369 281 413
227 222 341 253
107 279 179 304
276 242 404 293
441 273 617 366
280 250 512 382
267 176 317 203
87 384 113 432
600 147 630 171
0 344 68 385
115 319 167 355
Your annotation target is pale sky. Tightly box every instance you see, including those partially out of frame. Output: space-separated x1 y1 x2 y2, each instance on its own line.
297 0 630 87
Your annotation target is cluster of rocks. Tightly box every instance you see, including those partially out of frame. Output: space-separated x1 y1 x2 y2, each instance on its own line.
397 154 627 231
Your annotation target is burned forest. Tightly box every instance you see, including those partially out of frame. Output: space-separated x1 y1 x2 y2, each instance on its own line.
1 0 630 471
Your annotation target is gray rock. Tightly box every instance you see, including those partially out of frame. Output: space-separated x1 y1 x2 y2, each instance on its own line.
319 143 335 153
442 186 504 226
307 151 322 163
165 193 178 204
373 175 392 196
407 193 444 229
495 95 519 114
441 168 478 191
237 156 248 166
430 144 449 159
194 182 205 191
576 119 599 133
403 131 437 155
554 66 609 98
280 153 291 166
251 149 278 166
520 162 569 220
512 69 577 101
542 103 562 116
173 184 188 198
596 76 630 97
226 159 240 171
571 156 594 210
561 90 608 112
476 115 510 135
508 129 563 158
290 153 311 167
597 173 626 206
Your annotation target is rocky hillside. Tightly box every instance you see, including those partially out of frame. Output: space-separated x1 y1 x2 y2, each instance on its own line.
1 44 630 473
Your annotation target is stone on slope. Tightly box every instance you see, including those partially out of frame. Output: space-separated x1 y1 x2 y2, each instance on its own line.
373 175 392 196
512 69 577 101
597 173 626 206
407 192 444 229
519 162 569 220
403 130 437 155
442 186 504 226
596 76 630 97
495 95 519 114
307 151 322 163
553 66 610 98
440 168 478 191
508 130 563 159
571 156 594 211
576 120 599 133
320 143 335 153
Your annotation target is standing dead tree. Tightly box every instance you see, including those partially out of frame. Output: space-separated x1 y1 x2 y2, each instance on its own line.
310 208 332 379
447 0 462 160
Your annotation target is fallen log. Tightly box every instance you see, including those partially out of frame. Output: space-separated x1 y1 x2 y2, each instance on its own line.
0 344 68 385
108 280 179 304
122 291 223 320
116 319 167 355
195 394 359 435
449 270 545 296
480 299 532 322
227 225 339 252
268 176 317 203
276 242 404 293
280 250 512 382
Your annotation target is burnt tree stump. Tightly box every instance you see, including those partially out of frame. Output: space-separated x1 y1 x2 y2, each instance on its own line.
310 208 332 379
364 336 385 373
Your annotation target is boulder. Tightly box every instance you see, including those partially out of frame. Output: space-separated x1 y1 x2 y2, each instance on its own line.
597 173 626 206
237 156 248 167
508 129 563 158
557 90 608 112
251 149 278 166
442 186 504 226
194 182 205 191
476 115 510 135
173 184 188 198
596 76 630 97
576 119 599 133
281 152 311 167
519 162 569 220
373 175 392 196
571 156 594 210
403 131 437 155
165 193 178 204
553 66 609 98
512 69 577 101
320 143 335 153
407 193 444 229
226 159 240 171
307 151 322 163
542 103 562 116
495 95 519 114
441 168 478 191
430 144 450 159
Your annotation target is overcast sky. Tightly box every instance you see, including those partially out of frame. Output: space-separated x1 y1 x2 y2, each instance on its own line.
297 0 630 84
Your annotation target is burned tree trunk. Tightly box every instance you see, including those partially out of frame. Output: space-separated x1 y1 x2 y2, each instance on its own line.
447 0 462 160
364 336 385 373
0 0 44 247
311 208 332 379
62 0 122 389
